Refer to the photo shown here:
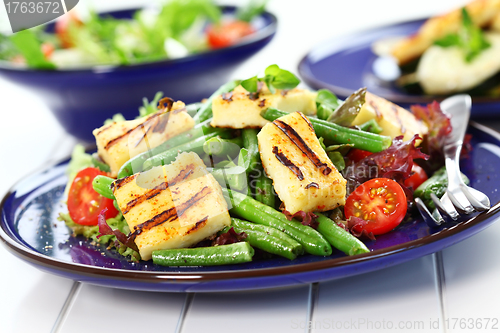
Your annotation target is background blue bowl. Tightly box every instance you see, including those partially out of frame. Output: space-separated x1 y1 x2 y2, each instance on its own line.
0 6 277 142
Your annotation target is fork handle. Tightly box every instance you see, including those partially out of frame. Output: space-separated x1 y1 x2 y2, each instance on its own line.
444 141 465 190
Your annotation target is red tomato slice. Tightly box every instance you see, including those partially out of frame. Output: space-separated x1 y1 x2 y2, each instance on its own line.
346 148 372 163
68 167 118 226
55 10 82 48
206 20 255 49
41 42 55 59
344 178 407 235
404 164 428 190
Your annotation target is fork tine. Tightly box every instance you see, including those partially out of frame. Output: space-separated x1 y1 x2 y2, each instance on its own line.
431 193 459 220
447 189 474 214
415 198 443 227
460 185 490 211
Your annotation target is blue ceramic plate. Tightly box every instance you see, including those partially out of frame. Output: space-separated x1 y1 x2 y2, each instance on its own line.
1 122 500 292
298 19 500 118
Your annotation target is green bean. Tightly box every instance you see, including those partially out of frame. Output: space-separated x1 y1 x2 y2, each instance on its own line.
211 165 248 191
231 218 303 254
193 80 240 123
92 175 115 199
261 108 392 152
117 118 218 178
223 189 332 256
232 224 297 260
142 131 228 170
315 213 370 256
358 119 383 134
203 136 243 156
255 172 275 208
242 128 261 173
152 242 254 266
185 102 203 117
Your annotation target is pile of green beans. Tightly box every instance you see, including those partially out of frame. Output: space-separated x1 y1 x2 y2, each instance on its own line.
223 188 332 256
231 218 302 260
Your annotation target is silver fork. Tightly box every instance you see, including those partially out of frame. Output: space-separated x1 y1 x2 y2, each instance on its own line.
415 94 490 227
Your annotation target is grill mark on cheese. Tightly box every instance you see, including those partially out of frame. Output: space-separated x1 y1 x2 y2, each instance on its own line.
94 123 114 136
122 164 195 214
391 105 406 134
273 119 332 176
369 99 383 119
298 112 314 131
185 216 208 235
111 174 138 191
222 92 233 102
305 182 319 189
272 146 304 180
103 112 161 150
132 186 212 235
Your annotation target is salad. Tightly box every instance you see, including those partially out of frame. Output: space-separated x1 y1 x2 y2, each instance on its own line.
374 0 500 96
0 0 266 69
59 64 463 266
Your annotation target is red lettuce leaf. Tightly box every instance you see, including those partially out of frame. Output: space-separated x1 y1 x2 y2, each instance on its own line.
282 209 319 229
97 208 139 252
212 227 247 246
344 135 429 198
347 216 376 240
410 101 452 171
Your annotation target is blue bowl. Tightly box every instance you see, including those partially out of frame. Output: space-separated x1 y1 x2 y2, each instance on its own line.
0 6 277 142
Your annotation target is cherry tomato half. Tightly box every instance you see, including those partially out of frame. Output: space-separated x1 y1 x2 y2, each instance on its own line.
206 20 255 49
346 148 372 163
344 178 407 235
55 10 82 48
41 42 55 59
67 167 118 226
404 164 428 190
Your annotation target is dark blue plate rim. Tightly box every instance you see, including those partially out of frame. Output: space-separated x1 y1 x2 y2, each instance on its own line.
1 122 500 292
297 18 500 107
0 6 278 73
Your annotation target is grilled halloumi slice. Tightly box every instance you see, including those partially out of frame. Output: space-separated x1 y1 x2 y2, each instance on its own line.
351 92 428 142
211 84 317 128
258 112 346 214
390 0 500 65
416 32 500 94
93 100 195 177
111 152 230 261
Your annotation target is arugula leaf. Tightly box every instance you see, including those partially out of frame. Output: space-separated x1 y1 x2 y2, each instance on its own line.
236 0 268 22
242 64 300 94
434 7 490 62
9 30 55 69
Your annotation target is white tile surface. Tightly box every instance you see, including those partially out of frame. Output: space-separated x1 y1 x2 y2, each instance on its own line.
442 219 500 333
182 286 310 333
0 245 74 333
312 256 440 333
58 284 186 333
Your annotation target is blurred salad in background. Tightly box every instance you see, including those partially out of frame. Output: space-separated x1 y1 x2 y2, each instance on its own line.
0 0 267 69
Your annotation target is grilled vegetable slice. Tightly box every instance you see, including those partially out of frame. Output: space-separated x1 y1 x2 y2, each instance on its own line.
111 152 231 260
211 84 317 128
93 100 195 177
258 111 346 214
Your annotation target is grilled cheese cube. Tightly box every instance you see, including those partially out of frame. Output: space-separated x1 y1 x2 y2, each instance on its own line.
211 85 317 128
351 92 428 142
111 152 230 261
258 112 346 214
93 101 195 177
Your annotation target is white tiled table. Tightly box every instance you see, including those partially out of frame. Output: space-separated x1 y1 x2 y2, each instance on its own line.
1 1 500 332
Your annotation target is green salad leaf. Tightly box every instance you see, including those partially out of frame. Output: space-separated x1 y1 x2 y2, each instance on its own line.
236 0 268 22
241 64 300 94
9 30 55 69
434 7 490 62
